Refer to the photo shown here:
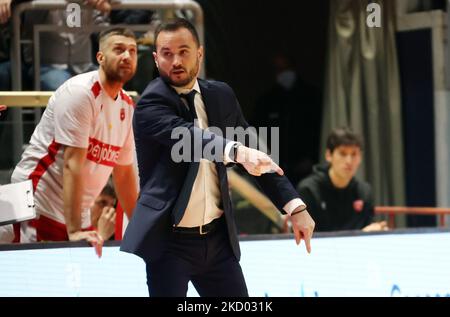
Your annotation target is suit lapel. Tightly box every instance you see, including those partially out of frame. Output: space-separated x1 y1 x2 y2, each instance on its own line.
198 79 223 131
160 78 191 120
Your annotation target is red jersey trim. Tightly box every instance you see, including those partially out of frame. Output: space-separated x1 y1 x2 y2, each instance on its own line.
28 140 61 192
114 202 124 241
91 81 101 99
120 90 135 108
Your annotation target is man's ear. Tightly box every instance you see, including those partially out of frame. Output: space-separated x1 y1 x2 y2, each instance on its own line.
153 52 159 68
198 45 204 61
325 149 332 163
96 51 104 66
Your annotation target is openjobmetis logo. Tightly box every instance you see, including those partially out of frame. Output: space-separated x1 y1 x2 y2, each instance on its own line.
87 138 121 167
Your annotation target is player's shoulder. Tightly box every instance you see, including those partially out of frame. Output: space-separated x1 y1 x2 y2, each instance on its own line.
61 71 100 98
298 164 328 191
119 89 135 108
297 173 322 193
354 178 372 197
199 78 234 94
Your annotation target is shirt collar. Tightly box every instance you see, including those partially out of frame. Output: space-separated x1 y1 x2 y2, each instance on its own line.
172 80 201 96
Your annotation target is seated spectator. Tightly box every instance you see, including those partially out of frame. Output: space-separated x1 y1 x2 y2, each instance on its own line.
296 127 388 232
90 184 116 241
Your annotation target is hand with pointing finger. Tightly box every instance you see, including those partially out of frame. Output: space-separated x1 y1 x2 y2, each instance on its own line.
289 206 315 253
68 230 104 258
235 145 284 176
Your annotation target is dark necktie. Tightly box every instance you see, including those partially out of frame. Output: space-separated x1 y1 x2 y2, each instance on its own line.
172 90 200 225
180 90 197 120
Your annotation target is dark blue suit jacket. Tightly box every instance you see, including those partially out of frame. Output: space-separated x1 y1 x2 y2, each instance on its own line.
120 77 300 262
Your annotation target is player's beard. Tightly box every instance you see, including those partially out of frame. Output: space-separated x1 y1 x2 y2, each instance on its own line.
103 57 135 84
160 57 200 87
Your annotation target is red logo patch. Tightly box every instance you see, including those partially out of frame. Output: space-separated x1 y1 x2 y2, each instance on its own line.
353 200 364 213
120 108 125 121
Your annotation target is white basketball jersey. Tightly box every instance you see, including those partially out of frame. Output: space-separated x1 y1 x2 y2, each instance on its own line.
11 71 135 228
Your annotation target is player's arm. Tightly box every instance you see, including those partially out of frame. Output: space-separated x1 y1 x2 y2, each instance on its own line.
112 163 138 219
63 145 102 243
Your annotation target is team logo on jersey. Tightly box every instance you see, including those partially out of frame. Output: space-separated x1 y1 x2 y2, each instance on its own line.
353 200 364 213
87 137 121 167
120 108 125 121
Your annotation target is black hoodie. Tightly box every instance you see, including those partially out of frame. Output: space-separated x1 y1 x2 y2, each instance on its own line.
296 163 374 232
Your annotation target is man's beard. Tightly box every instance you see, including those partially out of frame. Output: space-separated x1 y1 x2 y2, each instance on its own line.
103 60 135 84
160 58 199 87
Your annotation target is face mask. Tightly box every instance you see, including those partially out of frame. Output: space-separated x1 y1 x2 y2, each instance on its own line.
276 70 296 90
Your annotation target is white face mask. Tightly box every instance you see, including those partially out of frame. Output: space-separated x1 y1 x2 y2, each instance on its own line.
276 70 297 90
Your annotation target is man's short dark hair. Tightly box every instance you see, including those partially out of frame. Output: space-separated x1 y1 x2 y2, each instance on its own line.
99 27 136 49
326 127 363 153
100 183 116 199
154 18 200 49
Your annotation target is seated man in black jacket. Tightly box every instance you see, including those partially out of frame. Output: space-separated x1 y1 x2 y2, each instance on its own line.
296 127 387 232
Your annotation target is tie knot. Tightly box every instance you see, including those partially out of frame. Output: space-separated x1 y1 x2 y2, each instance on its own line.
180 90 196 105
180 90 197 119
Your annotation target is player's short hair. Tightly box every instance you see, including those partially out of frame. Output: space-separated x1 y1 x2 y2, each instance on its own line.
154 18 200 49
100 183 116 199
99 27 136 50
326 127 364 153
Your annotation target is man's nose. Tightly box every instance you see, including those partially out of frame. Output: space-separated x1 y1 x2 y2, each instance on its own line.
122 50 131 61
173 54 182 67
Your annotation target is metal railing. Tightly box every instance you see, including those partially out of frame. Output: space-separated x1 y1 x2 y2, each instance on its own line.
10 0 204 163
375 206 450 228
0 91 139 107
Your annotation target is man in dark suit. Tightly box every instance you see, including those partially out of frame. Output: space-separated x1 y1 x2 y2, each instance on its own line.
120 18 315 297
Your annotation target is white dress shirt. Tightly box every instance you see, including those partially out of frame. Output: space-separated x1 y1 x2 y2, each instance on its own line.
173 80 305 227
